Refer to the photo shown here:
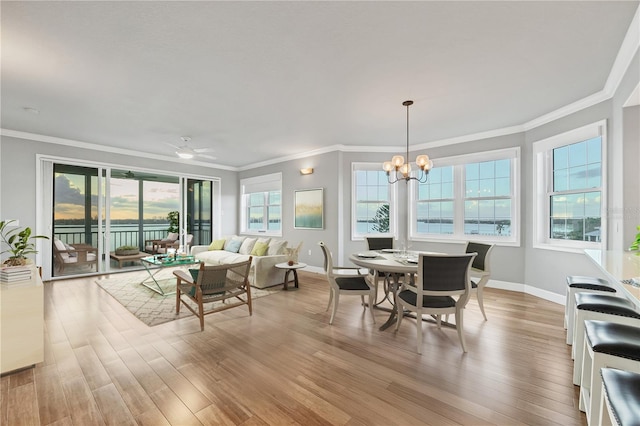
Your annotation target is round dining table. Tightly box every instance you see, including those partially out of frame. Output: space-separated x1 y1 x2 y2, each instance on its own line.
349 250 421 330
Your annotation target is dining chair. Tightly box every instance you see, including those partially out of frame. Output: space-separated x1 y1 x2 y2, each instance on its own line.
465 241 495 320
395 252 476 354
318 241 376 325
173 257 252 331
366 237 394 304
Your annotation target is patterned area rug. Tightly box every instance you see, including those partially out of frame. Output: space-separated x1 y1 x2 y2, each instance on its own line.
96 267 279 326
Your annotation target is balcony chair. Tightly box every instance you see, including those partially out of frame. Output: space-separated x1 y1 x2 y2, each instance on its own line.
144 232 179 254
173 257 252 331
395 252 476 354
52 238 97 274
318 241 376 325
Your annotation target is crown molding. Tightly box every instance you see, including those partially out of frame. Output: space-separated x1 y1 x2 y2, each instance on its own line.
0 128 237 171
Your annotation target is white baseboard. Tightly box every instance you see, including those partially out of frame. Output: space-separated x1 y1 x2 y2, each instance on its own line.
486 280 565 305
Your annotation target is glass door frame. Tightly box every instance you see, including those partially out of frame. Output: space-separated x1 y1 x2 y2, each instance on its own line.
38 155 220 281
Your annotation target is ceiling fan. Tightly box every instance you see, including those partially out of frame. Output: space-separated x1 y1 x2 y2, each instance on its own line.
167 136 216 160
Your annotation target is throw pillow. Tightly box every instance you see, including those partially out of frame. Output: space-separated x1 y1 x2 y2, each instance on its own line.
63 242 78 257
188 269 199 296
267 240 288 256
256 237 271 247
251 241 269 256
225 237 244 253
239 237 257 255
208 239 225 250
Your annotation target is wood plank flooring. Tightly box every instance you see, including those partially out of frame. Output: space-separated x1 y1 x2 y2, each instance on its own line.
1 270 585 425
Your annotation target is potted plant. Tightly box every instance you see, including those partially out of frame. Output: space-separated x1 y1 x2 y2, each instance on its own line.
630 225 640 251
115 245 139 256
0 220 49 267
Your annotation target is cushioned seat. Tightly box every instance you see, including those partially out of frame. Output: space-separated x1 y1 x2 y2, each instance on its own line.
601 368 640 426
565 275 615 338
579 321 640 425
573 294 640 386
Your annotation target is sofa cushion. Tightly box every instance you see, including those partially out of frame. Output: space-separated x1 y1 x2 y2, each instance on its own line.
208 239 226 250
268 240 287 255
225 237 245 253
239 237 257 255
251 241 269 256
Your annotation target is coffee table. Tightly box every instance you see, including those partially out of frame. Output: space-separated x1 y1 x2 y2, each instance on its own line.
275 262 307 290
140 255 202 296
109 251 149 268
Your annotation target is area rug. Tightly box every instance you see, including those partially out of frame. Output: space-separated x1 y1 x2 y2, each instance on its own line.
96 267 279 326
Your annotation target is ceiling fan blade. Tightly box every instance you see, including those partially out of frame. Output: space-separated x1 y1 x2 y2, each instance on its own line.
193 147 214 153
165 142 181 150
196 154 217 160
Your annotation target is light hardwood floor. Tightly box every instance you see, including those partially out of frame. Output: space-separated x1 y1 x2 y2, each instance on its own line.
1 270 584 425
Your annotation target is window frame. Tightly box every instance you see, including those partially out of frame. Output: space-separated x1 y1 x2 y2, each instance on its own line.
240 172 282 237
533 120 607 252
351 162 397 241
409 147 521 245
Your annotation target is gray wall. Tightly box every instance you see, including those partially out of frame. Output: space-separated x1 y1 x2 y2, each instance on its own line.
1 49 638 299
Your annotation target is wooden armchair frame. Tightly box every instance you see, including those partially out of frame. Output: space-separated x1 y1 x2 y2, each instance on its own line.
173 257 253 331
53 241 98 273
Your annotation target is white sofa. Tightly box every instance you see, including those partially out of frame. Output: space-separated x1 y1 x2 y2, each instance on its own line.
190 236 289 289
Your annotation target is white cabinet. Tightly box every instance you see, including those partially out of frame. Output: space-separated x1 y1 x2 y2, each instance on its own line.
0 276 44 374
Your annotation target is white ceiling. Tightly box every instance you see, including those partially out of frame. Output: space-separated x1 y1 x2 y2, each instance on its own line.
2 1 638 169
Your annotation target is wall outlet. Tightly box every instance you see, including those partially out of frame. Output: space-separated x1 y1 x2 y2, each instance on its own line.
308 249 312 256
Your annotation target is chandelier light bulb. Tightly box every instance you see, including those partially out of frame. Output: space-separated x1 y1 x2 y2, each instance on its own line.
416 154 429 168
382 161 394 172
391 155 405 168
400 163 411 177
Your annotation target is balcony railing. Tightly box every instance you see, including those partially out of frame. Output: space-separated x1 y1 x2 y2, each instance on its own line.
54 227 211 252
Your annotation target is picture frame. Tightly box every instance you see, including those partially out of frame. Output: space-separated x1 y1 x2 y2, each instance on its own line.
294 188 324 229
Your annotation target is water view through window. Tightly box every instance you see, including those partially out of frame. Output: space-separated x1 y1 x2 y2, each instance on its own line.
52 165 212 277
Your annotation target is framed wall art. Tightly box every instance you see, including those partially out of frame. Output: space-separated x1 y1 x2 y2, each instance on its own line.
294 188 324 229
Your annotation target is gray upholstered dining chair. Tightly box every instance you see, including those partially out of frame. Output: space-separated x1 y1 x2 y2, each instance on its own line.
395 252 476 354
465 241 495 321
318 241 376 325
366 237 394 304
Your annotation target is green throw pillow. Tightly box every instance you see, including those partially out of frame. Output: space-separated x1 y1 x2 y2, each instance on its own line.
188 269 199 296
251 241 269 256
208 239 225 250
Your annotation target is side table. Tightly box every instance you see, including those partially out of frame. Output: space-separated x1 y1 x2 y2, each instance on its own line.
275 262 307 291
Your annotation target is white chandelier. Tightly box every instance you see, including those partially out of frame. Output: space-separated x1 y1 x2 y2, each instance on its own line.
382 100 433 183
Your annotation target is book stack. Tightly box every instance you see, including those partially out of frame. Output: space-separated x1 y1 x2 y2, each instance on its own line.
0 265 34 288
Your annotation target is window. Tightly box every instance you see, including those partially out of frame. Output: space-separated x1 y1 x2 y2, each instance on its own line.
464 159 512 237
533 121 606 250
240 173 282 236
411 148 519 244
352 163 396 239
416 166 454 234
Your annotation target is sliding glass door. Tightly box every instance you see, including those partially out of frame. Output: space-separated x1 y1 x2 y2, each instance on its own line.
186 178 213 247
44 159 217 280
52 164 102 277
